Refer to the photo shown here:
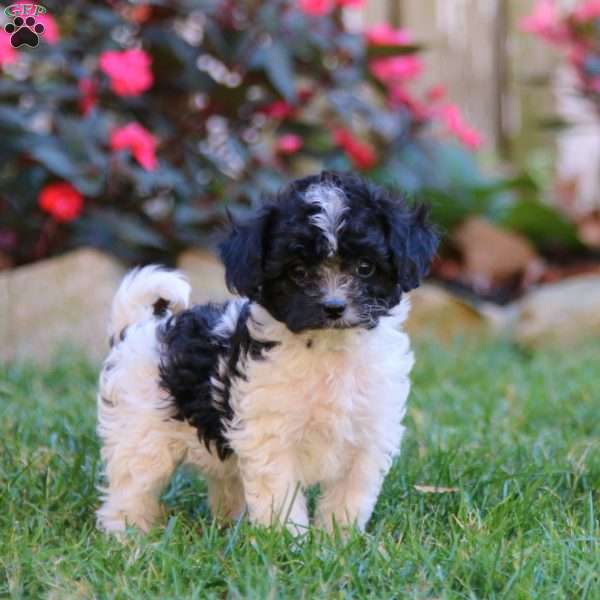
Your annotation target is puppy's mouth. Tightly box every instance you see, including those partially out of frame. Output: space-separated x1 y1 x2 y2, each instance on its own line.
282 305 378 333
290 317 371 333
327 318 363 330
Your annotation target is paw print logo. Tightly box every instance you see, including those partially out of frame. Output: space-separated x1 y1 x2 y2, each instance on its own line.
4 15 45 48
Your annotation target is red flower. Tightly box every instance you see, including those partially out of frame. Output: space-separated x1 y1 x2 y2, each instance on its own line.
298 0 334 16
110 122 158 171
261 100 296 120
125 4 153 23
520 1 568 44
298 87 314 103
0 32 17 67
365 24 412 46
436 104 483 151
99 49 153 97
333 128 377 170
276 134 303 155
369 56 423 85
78 78 98 115
38 182 84 222
573 0 600 22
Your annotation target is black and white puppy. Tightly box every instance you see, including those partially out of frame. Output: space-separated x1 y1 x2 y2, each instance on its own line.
96 171 438 535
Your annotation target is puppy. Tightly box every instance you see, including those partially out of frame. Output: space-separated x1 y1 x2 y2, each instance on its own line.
96 171 438 535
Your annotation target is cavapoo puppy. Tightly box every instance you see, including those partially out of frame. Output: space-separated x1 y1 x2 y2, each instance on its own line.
96 171 438 535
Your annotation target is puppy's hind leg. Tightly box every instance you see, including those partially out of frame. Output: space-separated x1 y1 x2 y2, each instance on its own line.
96 325 188 535
96 416 186 534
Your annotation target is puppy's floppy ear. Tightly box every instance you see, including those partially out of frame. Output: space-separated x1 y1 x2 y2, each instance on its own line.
218 205 276 298
385 202 439 292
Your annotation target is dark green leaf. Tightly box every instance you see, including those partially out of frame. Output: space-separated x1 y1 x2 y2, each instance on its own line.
253 41 297 102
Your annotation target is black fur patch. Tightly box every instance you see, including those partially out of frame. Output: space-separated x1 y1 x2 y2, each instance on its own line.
158 301 276 460
153 297 170 317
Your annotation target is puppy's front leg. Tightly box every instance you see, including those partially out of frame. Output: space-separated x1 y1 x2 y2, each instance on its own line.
316 448 392 532
237 440 308 535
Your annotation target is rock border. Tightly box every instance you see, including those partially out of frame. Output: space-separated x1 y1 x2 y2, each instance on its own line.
2 248 599 364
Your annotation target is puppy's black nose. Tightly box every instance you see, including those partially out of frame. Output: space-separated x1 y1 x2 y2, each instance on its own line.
322 298 347 320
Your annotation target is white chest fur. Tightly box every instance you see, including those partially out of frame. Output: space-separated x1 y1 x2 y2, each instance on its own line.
226 300 414 486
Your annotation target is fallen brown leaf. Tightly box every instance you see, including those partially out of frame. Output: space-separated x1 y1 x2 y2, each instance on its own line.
414 485 460 494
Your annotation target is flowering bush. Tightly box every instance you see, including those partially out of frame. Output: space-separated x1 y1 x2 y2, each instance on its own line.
521 0 600 112
0 0 486 268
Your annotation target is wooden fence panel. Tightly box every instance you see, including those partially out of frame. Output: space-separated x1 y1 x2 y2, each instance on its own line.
360 0 563 161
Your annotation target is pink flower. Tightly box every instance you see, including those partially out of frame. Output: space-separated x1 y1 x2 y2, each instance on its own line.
437 104 483 151
99 49 153 97
591 78 600 93
38 13 59 44
276 134 303 155
261 100 296 120
38 182 84 222
519 0 568 44
0 32 17 67
427 84 447 103
337 0 364 7
78 78 97 115
369 55 423 84
573 0 600 21
568 43 587 67
110 122 158 171
365 24 412 46
333 128 377 170
389 86 428 121
298 0 334 16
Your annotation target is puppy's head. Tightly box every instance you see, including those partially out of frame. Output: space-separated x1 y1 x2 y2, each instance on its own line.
220 171 438 333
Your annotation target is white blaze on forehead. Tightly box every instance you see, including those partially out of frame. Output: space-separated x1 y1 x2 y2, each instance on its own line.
320 264 353 301
304 184 348 255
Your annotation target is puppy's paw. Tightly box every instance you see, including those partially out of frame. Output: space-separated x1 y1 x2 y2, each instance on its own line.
96 501 164 537
314 511 363 538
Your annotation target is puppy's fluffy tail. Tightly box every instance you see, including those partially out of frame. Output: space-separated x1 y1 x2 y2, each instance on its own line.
109 266 191 341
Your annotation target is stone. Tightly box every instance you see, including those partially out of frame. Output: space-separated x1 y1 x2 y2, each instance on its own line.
514 275 600 347
2 247 540 366
177 249 233 305
406 284 490 340
1 249 124 364
452 217 542 291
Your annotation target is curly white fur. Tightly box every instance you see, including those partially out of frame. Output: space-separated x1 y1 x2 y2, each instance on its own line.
109 266 190 339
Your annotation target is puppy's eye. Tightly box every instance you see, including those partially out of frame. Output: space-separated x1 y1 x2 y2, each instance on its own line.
289 263 309 283
356 259 375 278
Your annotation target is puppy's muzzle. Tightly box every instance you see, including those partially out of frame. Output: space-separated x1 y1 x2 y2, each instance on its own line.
321 298 347 320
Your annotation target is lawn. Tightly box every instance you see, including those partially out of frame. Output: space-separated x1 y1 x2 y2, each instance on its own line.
1 339 599 599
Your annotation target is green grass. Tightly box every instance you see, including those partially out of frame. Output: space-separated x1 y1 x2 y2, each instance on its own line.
1 340 599 599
